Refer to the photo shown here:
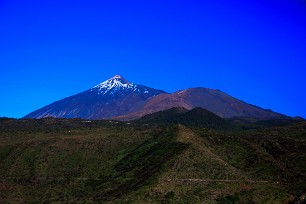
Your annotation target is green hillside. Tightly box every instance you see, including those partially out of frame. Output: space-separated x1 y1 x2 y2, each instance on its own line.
0 117 306 203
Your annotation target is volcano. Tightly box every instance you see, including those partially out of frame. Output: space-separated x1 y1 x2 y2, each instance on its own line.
24 75 166 119
24 75 287 120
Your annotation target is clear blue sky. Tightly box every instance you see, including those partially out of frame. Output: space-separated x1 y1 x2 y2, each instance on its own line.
1 0 306 118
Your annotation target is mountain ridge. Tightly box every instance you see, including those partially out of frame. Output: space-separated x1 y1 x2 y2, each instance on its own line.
24 75 288 120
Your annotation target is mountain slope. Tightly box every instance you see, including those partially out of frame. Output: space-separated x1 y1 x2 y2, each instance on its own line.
115 88 287 120
24 75 166 119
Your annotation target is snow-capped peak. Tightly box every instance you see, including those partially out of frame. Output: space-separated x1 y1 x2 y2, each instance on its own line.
91 75 136 95
90 75 165 96
107 75 130 84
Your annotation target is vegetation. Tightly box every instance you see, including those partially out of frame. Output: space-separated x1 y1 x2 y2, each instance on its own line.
0 114 306 203
135 107 233 129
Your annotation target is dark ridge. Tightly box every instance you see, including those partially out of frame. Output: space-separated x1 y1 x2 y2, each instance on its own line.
134 107 189 123
134 107 233 129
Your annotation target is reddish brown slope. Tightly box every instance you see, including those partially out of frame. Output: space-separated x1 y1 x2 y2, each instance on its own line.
113 88 287 121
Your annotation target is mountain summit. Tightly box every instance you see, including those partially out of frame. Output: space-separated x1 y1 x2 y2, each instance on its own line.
91 75 155 96
24 75 287 120
91 75 131 94
24 75 166 119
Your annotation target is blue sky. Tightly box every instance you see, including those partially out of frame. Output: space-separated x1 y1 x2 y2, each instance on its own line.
0 0 306 118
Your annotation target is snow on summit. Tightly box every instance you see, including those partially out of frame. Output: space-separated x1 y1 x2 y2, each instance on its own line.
91 75 152 95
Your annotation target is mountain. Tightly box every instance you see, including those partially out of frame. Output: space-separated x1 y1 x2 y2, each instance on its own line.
25 75 287 120
24 75 166 119
114 88 288 121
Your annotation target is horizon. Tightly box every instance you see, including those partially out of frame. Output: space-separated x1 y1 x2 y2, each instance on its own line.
1 0 306 118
